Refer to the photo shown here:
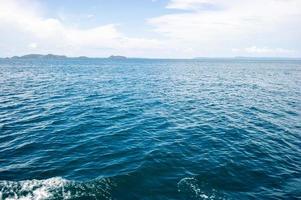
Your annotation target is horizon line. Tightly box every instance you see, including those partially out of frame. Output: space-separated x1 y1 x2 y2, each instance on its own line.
1 54 301 60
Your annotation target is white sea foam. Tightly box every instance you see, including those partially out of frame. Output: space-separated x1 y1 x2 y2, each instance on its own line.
178 177 219 200
0 177 115 200
0 177 68 200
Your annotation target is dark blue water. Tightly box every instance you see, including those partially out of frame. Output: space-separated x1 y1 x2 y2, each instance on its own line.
0 58 300 199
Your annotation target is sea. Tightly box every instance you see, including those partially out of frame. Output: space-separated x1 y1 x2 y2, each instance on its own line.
0 58 300 199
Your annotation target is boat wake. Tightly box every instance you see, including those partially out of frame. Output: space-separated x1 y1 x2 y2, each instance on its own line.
178 177 223 200
0 177 116 200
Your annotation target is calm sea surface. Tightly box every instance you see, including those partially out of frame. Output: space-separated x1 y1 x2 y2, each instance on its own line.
0 58 300 199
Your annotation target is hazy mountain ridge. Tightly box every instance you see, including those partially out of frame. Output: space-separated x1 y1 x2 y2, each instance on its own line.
1 54 128 60
0 54 300 60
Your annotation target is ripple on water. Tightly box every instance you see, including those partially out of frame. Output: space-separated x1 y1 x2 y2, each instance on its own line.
0 59 300 199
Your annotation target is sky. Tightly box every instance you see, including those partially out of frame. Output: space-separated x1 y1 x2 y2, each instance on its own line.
0 0 300 58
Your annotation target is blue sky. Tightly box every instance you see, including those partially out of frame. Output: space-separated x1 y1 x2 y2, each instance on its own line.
0 0 300 58
41 0 173 37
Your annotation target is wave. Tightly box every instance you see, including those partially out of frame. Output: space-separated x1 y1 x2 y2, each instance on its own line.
0 177 116 200
177 177 223 200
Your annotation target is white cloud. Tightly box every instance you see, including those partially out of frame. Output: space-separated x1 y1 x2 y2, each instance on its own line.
167 0 217 10
0 0 300 57
245 46 295 54
86 14 94 19
28 43 38 49
232 46 295 56
149 0 301 57
0 0 162 57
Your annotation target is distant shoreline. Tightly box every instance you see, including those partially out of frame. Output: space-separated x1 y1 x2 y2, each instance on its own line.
1 54 128 60
1 54 301 61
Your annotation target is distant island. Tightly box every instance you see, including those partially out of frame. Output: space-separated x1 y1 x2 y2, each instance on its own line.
1 54 299 60
108 55 127 60
3 54 127 60
10 54 68 59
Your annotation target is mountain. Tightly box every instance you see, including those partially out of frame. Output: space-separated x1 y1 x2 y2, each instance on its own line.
6 54 128 60
10 54 67 59
108 55 127 60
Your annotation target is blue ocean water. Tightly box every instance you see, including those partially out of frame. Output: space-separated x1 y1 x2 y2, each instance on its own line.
0 58 300 200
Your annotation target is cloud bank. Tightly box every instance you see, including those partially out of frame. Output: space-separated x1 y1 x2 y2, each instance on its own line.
149 0 301 57
0 0 300 58
0 0 161 57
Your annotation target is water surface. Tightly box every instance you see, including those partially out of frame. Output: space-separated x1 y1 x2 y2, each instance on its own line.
0 58 300 199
